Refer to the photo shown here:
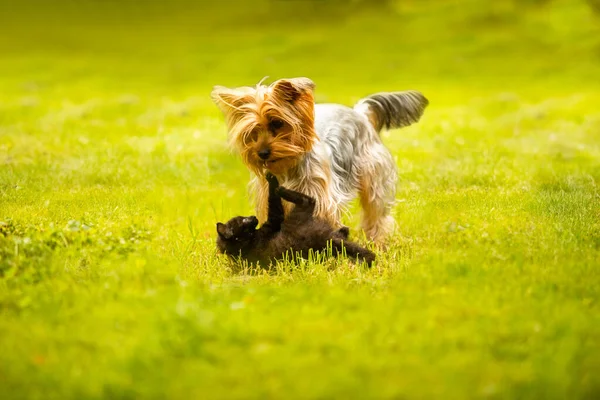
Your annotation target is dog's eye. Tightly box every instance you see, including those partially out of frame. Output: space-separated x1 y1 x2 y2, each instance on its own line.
268 119 284 132
247 129 259 143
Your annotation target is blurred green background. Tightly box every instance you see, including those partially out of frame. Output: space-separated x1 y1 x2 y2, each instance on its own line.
2 0 599 99
1 0 599 399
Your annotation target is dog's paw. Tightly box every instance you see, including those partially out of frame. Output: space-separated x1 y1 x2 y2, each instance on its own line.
274 186 285 196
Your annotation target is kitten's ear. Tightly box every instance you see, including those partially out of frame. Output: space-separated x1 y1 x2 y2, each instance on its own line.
216 222 232 239
242 217 259 229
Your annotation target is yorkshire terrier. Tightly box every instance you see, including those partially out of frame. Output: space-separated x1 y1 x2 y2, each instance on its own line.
211 77 428 243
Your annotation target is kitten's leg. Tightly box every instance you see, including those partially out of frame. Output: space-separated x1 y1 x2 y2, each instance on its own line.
331 238 375 268
261 173 284 234
333 226 350 240
275 187 316 215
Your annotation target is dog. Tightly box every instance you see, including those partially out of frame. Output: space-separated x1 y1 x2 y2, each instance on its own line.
211 77 428 243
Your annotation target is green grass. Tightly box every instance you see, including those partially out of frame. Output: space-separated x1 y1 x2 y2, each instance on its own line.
1 0 600 398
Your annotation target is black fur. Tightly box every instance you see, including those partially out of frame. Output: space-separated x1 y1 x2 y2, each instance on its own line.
217 173 375 267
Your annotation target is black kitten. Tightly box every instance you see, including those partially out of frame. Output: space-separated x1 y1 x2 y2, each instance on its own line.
217 173 375 267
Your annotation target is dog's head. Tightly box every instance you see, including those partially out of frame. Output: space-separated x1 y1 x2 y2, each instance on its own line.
211 77 317 176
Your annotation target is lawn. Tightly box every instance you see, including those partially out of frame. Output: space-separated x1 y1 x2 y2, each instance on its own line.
1 0 599 398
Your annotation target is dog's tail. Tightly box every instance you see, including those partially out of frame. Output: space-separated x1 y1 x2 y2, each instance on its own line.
353 91 429 133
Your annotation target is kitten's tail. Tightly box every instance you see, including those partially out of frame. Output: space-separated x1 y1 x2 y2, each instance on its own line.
354 91 429 134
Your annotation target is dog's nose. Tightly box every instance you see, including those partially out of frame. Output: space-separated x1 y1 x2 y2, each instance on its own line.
258 149 271 160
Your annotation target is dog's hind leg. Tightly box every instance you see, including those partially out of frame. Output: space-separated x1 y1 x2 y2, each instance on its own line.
358 142 398 244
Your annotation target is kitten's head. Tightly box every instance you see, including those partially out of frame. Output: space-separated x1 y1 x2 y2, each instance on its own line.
216 216 259 256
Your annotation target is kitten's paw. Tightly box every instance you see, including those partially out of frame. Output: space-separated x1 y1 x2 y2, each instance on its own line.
274 186 285 196
335 226 350 239
265 172 279 188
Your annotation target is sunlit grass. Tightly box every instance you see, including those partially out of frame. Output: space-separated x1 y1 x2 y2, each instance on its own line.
1 0 599 398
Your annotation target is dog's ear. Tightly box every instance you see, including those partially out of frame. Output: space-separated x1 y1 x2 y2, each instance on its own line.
270 78 315 103
269 77 317 153
216 222 232 239
211 86 254 115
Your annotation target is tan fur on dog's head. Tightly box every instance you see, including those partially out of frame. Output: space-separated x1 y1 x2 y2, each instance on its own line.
211 77 317 176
